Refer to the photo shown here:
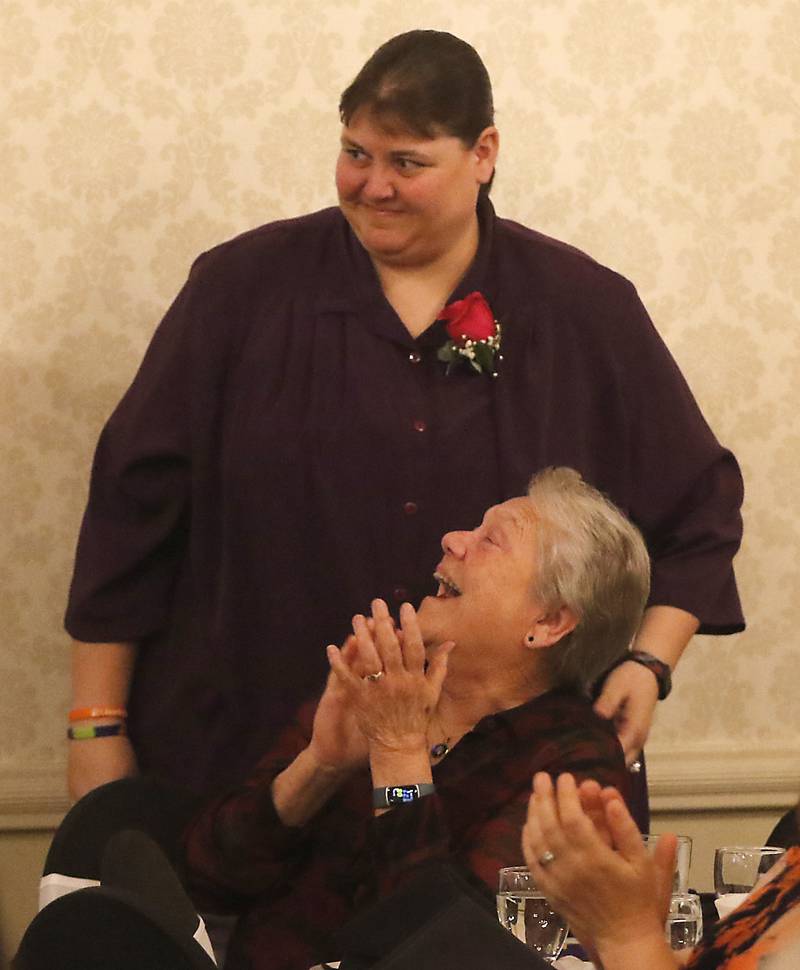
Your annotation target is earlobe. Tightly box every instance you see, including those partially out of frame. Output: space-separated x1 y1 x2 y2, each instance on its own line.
526 607 578 649
523 623 542 650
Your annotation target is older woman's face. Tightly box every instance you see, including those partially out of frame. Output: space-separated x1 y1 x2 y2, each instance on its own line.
335 109 497 270
417 497 544 654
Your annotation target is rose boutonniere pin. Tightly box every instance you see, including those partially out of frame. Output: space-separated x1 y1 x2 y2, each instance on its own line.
436 291 502 376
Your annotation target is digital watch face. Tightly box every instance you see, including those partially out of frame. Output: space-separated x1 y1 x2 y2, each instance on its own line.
386 785 419 805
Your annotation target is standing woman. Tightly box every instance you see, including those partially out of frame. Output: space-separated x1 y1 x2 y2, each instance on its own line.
65 30 744 818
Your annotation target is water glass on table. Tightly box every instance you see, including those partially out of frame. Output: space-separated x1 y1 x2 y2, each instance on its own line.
713 846 786 917
665 892 703 951
497 866 569 964
642 834 692 892
714 845 786 894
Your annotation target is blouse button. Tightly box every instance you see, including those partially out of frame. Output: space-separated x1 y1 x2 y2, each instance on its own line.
408 351 422 364
392 586 409 603
403 501 418 516
413 419 427 433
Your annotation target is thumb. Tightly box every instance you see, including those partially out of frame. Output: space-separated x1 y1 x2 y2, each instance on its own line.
603 795 644 860
593 677 625 719
326 643 359 689
653 833 678 905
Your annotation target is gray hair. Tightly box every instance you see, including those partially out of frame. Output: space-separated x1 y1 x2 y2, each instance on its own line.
526 468 651 693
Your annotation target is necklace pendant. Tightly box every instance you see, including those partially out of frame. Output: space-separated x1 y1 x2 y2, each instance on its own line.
430 741 450 760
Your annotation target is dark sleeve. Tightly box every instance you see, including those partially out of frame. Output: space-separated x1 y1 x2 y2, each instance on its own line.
366 717 628 899
607 281 744 634
498 227 744 634
64 257 209 643
181 703 316 904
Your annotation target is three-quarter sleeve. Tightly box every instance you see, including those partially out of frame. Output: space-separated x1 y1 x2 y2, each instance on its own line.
611 280 744 633
64 275 198 643
493 231 744 636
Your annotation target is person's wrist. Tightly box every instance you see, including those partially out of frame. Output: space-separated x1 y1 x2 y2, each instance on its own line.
594 650 671 701
68 705 129 740
625 650 672 699
372 782 435 809
369 738 430 789
624 658 661 696
304 743 356 779
368 732 428 754
69 717 126 726
595 922 674 969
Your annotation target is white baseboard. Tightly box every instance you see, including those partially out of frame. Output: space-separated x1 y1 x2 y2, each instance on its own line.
647 744 799 812
0 767 69 830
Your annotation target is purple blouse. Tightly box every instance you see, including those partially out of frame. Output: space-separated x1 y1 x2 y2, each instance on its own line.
65 198 744 793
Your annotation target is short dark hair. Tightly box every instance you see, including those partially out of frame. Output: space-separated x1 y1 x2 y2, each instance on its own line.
339 30 495 165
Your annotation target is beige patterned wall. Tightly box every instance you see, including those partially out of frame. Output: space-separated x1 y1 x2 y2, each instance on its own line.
1 0 798 822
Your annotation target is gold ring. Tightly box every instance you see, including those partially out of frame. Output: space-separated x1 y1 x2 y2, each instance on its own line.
364 670 384 682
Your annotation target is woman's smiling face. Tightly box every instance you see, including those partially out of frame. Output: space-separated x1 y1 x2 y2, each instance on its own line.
417 498 545 655
335 109 497 270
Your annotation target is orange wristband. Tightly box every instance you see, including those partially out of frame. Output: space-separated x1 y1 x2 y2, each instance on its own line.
68 706 128 723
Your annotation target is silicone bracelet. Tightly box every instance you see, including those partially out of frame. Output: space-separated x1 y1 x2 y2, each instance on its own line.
67 723 127 741
68 707 128 723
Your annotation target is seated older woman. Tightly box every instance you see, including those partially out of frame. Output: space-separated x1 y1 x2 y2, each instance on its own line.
523 774 800 970
182 467 650 970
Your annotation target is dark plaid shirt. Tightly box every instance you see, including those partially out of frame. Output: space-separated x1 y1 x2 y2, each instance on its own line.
183 688 629 970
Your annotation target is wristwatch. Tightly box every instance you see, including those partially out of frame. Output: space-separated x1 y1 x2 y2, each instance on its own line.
372 783 436 809
614 650 672 700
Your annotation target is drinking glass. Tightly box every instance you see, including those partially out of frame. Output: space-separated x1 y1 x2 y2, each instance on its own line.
497 866 569 963
643 834 692 892
714 846 786 895
665 892 703 951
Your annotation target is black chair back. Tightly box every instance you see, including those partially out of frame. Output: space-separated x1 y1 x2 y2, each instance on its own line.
16 829 217 969
42 777 200 882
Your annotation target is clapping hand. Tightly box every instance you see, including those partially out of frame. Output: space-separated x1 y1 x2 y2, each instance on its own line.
326 599 454 757
308 632 371 774
522 773 677 962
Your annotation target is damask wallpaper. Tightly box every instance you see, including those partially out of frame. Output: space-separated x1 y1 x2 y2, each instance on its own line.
1 0 798 820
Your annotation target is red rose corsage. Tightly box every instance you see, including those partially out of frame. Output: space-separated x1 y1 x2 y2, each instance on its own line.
436 291 502 376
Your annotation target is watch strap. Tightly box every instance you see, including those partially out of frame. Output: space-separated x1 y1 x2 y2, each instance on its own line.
372 783 436 809
620 650 672 700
